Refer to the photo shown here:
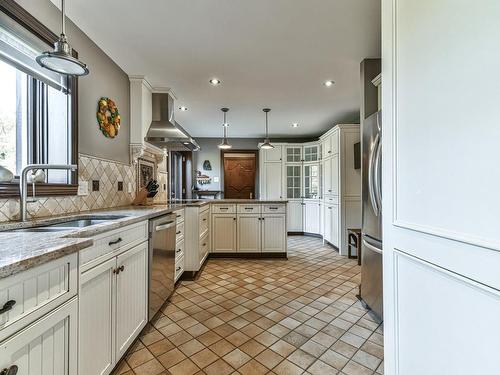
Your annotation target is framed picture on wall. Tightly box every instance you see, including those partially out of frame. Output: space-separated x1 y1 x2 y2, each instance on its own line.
137 157 156 191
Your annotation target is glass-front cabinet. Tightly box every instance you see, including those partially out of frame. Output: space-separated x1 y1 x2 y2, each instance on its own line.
304 164 320 199
286 165 301 198
303 145 319 162
286 146 302 162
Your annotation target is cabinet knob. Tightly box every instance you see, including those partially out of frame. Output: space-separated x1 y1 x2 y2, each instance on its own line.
233 217 236 221
176 249 182 253
176 266 181 271
0 300 16 315
0 365 18 375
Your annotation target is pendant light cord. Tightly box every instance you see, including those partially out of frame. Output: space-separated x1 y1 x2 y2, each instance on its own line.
265 111 269 138
61 0 66 36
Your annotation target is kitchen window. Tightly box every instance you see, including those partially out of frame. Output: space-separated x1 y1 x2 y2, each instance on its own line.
0 2 78 197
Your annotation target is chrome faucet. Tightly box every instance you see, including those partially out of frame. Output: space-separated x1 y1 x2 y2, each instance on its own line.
19 164 77 221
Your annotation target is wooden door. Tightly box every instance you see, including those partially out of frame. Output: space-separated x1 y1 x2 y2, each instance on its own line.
237 214 261 252
383 1 500 374
223 154 256 199
115 243 148 359
79 258 116 375
212 214 237 252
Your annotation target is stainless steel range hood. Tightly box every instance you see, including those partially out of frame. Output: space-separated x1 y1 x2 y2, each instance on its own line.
145 93 200 151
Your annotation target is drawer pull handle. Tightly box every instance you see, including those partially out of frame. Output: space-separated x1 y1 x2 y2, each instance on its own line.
176 214 181 218
176 231 181 235
176 266 182 271
109 237 122 246
244 207 253 210
176 249 182 253
203 218 207 221
0 300 16 315
202 243 207 246
269 207 278 210
0 365 18 375
219 207 229 210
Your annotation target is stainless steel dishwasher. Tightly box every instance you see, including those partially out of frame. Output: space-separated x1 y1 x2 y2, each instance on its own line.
148 213 176 320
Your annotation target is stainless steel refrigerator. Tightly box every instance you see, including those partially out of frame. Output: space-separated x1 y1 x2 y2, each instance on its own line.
361 111 383 319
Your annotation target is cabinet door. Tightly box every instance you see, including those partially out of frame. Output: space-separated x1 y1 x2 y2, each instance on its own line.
323 158 332 195
264 162 282 199
304 202 320 234
0 298 77 375
287 201 303 232
331 154 339 196
285 146 302 162
324 205 333 243
115 242 148 359
330 130 339 155
286 165 302 199
263 145 282 162
212 214 237 252
79 258 116 375
304 164 320 199
304 145 319 162
321 136 331 159
237 214 261 252
331 204 339 247
262 215 286 252
199 233 209 264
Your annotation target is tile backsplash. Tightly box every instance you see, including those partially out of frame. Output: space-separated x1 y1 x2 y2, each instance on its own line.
0 153 167 223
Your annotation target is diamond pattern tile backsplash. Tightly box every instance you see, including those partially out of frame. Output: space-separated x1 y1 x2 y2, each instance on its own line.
0 153 167 223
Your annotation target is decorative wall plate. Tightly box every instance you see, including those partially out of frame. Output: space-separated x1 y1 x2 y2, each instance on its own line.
96 97 121 138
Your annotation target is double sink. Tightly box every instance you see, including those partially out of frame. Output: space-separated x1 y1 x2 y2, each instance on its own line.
13 215 129 233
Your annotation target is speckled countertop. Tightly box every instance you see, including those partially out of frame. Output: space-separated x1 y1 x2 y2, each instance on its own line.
0 199 287 279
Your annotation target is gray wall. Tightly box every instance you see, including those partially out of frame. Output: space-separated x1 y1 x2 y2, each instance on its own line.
192 138 260 194
15 0 131 164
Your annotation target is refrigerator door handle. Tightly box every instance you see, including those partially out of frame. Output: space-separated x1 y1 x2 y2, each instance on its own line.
373 138 382 211
363 238 383 254
368 133 380 216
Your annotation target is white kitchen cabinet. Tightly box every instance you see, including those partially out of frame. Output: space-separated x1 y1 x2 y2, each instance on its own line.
0 298 77 375
287 201 303 232
79 258 115 375
237 214 262 252
263 145 282 162
285 146 302 162
261 215 286 252
115 242 148 359
184 204 211 274
323 204 339 247
303 144 319 162
323 157 332 195
286 165 302 199
331 153 339 196
262 162 283 199
321 135 332 159
303 164 320 199
212 214 237 252
304 201 320 234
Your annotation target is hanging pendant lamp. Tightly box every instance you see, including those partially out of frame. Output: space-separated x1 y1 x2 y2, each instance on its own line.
218 108 232 149
259 108 274 149
36 0 89 76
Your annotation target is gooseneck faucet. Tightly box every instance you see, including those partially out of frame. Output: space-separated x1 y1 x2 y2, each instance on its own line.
19 164 77 221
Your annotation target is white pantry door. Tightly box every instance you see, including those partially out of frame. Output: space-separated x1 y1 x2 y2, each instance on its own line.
382 1 500 374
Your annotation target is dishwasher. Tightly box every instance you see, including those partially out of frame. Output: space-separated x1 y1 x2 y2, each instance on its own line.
148 213 176 320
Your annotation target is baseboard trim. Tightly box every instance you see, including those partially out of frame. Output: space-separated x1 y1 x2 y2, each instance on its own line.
287 231 323 238
209 252 288 259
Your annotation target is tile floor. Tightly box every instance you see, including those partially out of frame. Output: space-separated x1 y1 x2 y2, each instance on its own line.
113 236 384 375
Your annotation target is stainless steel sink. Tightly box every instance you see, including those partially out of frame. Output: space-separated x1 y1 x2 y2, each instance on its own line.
13 215 129 232
14 227 73 233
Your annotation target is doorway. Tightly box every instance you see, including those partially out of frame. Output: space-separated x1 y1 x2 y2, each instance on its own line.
169 151 192 200
222 151 257 199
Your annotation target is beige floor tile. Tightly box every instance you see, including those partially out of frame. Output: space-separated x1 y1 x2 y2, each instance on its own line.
270 340 296 357
239 339 267 357
209 339 236 357
238 359 270 375
255 348 284 369
254 331 279 347
148 338 175 357
307 359 338 375
168 358 200 375
287 349 316 369
126 348 154 368
223 348 252 369
203 359 234 375
191 348 219 369
133 358 165 375
226 331 251 346
319 349 349 370
178 339 205 356
198 330 223 346
342 360 373 375
157 348 186 368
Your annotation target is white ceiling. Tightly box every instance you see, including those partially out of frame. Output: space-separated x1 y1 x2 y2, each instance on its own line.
60 0 380 138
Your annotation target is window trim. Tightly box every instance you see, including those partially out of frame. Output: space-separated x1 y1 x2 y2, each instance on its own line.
0 0 78 197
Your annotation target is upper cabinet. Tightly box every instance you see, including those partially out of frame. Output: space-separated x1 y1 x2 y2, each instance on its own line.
321 130 339 159
263 145 283 162
304 145 319 162
285 146 302 162
304 164 320 199
286 165 302 199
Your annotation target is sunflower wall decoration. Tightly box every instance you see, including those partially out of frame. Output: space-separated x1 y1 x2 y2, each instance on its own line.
96 97 121 138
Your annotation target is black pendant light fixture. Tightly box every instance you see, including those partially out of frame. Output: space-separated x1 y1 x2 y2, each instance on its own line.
259 108 274 149
218 108 232 149
36 0 89 76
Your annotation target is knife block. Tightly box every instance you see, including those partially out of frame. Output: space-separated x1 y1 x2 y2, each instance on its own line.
132 187 155 206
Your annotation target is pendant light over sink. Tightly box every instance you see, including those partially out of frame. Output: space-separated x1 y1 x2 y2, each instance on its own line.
218 108 232 149
36 0 89 76
259 108 274 149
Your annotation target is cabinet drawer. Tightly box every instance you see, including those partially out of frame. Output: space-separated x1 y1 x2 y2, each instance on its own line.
199 210 209 237
175 256 184 282
263 204 286 214
176 221 185 243
199 233 209 263
324 196 339 204
0 253 77 342
79 221 148 269
211 204 236 214
175 209 185 224
175 239 185 261
237 204 261 214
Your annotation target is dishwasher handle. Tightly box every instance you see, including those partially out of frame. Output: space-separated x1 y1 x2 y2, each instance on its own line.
155 221 176 232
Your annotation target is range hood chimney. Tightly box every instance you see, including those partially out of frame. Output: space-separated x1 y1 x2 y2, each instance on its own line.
145 93 200 151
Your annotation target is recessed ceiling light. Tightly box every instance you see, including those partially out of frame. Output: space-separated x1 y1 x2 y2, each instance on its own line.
183 142 190 145
292 123 299 128
209 78 221 85
324 80 335 87
179 106 188 111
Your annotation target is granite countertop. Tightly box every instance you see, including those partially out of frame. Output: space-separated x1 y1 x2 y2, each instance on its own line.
0 199 287 279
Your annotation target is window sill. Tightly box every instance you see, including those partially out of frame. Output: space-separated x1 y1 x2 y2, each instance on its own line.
0 183 78 198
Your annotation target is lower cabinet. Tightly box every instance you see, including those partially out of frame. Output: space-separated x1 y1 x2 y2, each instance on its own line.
212 214 237 252
261 215 287 252
237 214 262 252
79 241 148 375
0 297 78 375
287 201 303 232
304 201 320 234
323 204 339 247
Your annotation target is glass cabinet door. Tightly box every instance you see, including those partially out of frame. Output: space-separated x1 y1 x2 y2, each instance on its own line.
304 164 319 199
286 165 301 198
286 147 302 162
304 145 319 162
